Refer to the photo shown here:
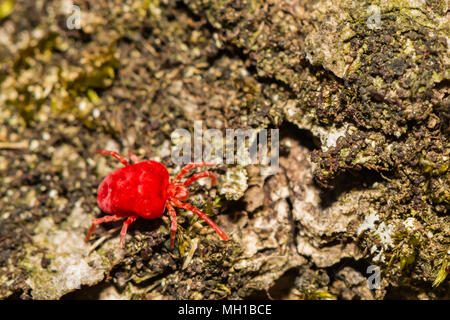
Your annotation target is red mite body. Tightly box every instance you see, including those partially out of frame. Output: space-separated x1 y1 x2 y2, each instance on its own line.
86 150 229 249
97 161 169 219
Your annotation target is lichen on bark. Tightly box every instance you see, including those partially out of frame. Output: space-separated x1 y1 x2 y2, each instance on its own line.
0 0 448 299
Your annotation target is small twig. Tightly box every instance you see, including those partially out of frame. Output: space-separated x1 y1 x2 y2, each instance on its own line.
145 279 163 293
182 237 199 270
88 226 122 254
0 141 29 149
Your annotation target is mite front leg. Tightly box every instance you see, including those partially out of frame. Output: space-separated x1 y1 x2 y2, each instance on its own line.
171 199 229 241
166 202 177 249
183 171 218 187
173 162 216 183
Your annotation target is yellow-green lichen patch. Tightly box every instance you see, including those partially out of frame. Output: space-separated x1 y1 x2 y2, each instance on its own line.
19 203 125 299
218 166 248 201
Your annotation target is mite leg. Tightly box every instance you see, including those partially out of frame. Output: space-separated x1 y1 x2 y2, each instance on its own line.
95 150 130 166
118 216 138 249
173 162 216 183
182 171 218 187
128 150 139 164
85 215 125 242
166 202 177 249
171 199 228 241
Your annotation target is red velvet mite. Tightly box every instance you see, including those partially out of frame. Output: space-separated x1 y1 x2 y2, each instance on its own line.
85 150 229 249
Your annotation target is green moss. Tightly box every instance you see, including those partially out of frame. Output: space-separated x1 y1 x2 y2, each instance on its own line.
432 258 448 288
